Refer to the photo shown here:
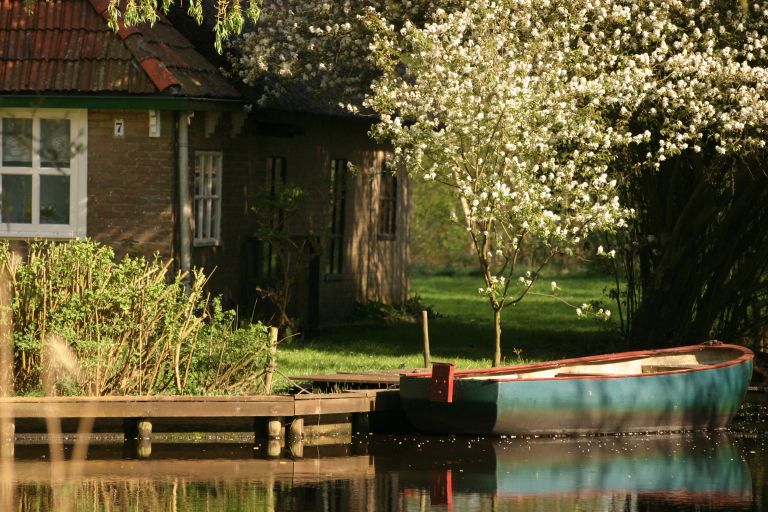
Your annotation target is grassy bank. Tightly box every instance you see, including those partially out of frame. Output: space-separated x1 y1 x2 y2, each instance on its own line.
278 272 624 389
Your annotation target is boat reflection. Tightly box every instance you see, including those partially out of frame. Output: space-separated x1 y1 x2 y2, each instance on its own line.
385 433 753 511
2 432 756 511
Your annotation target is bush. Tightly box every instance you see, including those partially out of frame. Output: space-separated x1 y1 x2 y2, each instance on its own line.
0 240 274 396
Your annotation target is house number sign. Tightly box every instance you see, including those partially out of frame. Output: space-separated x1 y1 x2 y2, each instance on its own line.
114 119 125 137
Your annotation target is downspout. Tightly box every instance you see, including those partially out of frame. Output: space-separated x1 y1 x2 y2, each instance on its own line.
178 112 192 280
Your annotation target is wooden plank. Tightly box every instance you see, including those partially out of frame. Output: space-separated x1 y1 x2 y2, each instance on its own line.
0 395 294 403
294 394 372 416
0 391 401 421
291 374 400 385
290 369 429 386
0 398 292 419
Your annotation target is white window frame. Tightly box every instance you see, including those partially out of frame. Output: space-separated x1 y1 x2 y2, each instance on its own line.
0 108 87 238
193 151 223 246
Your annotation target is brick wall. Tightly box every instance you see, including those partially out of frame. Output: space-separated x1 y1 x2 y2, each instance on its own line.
87 109 176 260
83 107 409 328
188 111 255 305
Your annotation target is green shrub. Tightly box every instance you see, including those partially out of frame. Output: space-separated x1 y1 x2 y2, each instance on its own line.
0 240 274 396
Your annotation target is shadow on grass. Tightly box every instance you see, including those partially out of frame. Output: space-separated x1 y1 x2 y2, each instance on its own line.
280 272 625 375
296 316 623 364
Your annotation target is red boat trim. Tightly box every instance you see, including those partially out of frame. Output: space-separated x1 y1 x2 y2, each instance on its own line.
404 343 754 383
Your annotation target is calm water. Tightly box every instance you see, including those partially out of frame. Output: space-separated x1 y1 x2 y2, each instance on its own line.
4 402 767 511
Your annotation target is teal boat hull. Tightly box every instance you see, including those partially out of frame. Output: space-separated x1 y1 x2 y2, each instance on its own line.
400 344 753 435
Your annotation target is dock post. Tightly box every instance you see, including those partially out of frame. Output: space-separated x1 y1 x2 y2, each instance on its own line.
286 417 304 458
267 417 284 439
137 419 152 439
422 310 431 368
123 418 152 459
287 417 304 441
267 439 282 458
288 438 304 459
136 438 152 459
264 327 278 394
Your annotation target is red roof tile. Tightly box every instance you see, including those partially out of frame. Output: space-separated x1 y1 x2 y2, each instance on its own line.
0 0 240 98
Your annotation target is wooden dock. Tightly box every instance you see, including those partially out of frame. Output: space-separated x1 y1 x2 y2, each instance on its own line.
289 368 429 390
0 390 403 443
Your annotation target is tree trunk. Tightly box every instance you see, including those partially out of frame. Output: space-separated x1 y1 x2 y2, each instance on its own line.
621 148 768 349
493 308 502 367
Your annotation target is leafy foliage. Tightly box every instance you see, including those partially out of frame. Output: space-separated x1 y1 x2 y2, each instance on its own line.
24 0 260 53
0 240 274 395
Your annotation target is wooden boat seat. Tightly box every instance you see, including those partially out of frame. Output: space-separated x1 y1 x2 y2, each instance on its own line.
641 364 703 373
554 372 623 378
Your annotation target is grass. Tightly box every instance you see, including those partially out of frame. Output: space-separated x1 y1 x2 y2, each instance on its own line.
276 272 625 390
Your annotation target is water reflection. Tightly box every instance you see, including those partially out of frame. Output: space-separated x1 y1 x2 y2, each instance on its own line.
1 430 765 511
388 434 754 511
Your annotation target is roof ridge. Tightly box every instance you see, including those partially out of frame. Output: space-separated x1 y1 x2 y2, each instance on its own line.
87 0 180 92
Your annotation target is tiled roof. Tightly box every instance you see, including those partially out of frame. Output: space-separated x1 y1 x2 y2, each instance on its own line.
0 0 240 98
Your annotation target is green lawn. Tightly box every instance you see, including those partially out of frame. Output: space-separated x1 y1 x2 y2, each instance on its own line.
277 272 625 389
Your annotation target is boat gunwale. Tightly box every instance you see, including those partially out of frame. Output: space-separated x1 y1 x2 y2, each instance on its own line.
402 343 754 383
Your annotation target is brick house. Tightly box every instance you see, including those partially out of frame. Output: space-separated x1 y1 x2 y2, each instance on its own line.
0 0 410 331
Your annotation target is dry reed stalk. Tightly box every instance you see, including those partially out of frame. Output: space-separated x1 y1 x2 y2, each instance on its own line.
0 262 16 509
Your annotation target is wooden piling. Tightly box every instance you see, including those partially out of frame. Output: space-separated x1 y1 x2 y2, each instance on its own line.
422 310 431 368
137 419 152 439
264 327 278 394
266 440 282 458
267 417 284 439
288 417 304 441
288 439 304 459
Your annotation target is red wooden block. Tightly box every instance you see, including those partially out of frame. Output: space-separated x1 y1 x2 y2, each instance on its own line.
430 362 455 403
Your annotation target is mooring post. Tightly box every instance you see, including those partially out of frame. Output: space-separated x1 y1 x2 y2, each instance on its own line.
422 310 431 368
123 418 152 459
267 417 284 439
287 417 304 441
288 438 304 459
267 439 282 458
264 327 278 394
137 419 152 439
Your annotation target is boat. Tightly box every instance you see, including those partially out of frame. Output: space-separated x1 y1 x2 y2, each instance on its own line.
399 342 753 435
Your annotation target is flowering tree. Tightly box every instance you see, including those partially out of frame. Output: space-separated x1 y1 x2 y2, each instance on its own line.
235 0 461 108
591 0 768 346
362 0 645 366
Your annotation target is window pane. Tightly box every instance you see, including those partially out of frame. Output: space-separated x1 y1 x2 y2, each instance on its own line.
40 175 70 224
1 174 32 223
210 156 219 196
2 118 32 167
40 118 71 168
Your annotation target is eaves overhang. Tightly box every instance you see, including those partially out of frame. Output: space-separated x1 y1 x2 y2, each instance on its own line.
0 94 248 112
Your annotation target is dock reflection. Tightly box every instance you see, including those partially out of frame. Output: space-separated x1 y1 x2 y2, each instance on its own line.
0 432 757 511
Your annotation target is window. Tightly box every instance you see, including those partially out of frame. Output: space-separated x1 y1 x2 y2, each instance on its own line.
259 156 286 280
378 164 397 240
193 151 222 246
0 109 87 238
327 159 347 275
